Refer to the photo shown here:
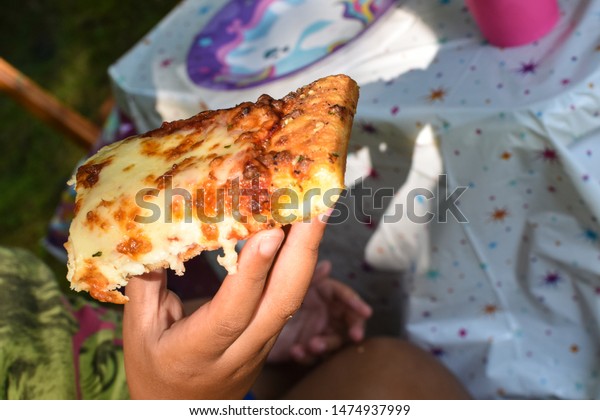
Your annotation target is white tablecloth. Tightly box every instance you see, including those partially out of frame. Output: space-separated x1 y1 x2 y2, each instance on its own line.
110 0 600 398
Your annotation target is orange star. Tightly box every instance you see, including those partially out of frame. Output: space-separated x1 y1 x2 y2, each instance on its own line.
427 87 447 103
490 207 509 222
500 151 512 160
483 304 499 315
570 344 579 353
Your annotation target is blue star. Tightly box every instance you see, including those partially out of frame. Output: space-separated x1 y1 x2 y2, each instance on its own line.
583 228 598 243
198 37 212 47
426 269 440 280
431 347 445 357
198 5 211 15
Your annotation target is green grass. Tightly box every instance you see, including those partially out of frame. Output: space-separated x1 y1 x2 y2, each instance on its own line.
0 0 177 282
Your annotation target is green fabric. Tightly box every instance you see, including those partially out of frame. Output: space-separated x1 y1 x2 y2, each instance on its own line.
0 247 128 399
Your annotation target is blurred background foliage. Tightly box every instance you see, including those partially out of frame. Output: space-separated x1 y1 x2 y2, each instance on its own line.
0 0 178 280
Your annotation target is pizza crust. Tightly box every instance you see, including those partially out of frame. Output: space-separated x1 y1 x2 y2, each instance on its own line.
65 75 359 303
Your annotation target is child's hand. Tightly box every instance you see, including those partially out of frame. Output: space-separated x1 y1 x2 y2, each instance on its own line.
123 218 327 399
267 260 372 365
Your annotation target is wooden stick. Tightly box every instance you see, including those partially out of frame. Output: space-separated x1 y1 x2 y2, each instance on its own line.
0 57 100 148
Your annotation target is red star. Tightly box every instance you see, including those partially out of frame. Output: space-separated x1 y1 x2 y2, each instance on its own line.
538 147 559 163
160 58 173 67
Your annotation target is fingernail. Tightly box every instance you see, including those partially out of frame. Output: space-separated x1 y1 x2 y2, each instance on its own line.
291 345 305 360
259 234 283 257
315 260 329 276
312 339 326 352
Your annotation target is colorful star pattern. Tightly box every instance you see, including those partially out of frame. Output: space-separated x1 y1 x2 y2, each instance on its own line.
426 269 440 280
360 121 377 133
160 58 173 67
483 304 499 315
543 271 562 286
490 207 510 222
517 60 539 75
427 87 448 102
583 228 598 243
431 347 446 357
538 147 560 163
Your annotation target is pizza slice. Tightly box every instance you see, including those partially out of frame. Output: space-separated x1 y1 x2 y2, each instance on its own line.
65 74 359 304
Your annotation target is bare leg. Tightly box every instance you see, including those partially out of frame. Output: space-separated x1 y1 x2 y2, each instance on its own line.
283 337 470 399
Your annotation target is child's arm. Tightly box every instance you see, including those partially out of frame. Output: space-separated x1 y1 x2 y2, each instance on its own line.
122 217 327 399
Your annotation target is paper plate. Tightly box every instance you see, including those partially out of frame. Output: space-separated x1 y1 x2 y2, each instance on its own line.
186 0 396 90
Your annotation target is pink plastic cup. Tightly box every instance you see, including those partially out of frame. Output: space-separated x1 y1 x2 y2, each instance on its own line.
466 0 560 48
